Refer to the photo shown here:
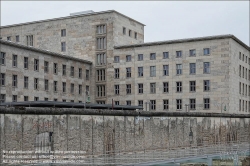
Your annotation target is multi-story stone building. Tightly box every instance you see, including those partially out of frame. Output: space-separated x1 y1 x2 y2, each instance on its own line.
0 10 249 113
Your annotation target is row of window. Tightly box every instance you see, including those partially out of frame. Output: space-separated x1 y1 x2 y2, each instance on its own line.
239 52 250 65
0 74 89 94
239 82 250 96
112 80 210 95
239 100 250 112
113 98 210 110
0 94 83 103
239 65 250 80
114 48 210 62
122 27 137 39
0 52 90 79
6 35 33 46
114 63 210 78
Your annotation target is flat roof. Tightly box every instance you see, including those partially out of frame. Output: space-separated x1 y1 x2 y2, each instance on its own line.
114 34 250 51
0 39 92 64
0 10 145 28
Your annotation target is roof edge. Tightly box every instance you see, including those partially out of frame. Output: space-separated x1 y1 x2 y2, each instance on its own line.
114 34 250 51
0 10 145 28
0 40 92 64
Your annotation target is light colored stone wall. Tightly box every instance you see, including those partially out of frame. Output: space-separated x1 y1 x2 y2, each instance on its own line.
0 43 91 102
112 38 233 113
229 39 250 114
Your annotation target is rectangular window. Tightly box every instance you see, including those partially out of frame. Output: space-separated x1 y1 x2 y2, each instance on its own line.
34 78 39 90
61 29 66 37
150 53 156 60
71 83 74 94
79 85 82 94
138 67 143 77
97 101 105 104
203 62 210 74
239 82 241 94
62 82 66 93
126 67 131 78
190 63 196 74
163 65 169 76
114 56 120 63
13 54 17 67
114 68 119 79
189 49 196 56
0 73 5 86
115 101 119 105
138 100 143 109
129 30 131 37
239 65 241 77
134 32 137 39
24 76 28 89
150 66 156 77
176 82 182 92
190 99 196 110
53 81 57 92
176 99 182 110
24 57 29 69
163 100 169 110
97 85 105 97
79 68 82 78
61 42 66 52
126 84 131 94
34 59 39 71
163 52 169 59
12 75 17 87
7 36 11 41
54 99 58 101
123 27 126 35
34 97 39 101
204 80 210 91
24 96 28 101
203 48 210 55
150 83 156 94
44 61 49 73
44 98 48 101
190 81 196 92
204 98 210 109
242 54 245 61
176 64 182 75
70 66 74 77
243 67 244 78
96 69 105 81
54 63 58 74
0 94 5 103
96 53 106 65
239 52 241 59
0 52 5 65
114 85 119 95
176 51 182 58
62 65 66 75
13 95 17 102
150 100 156 110
70 100 74 103
97 25 106 34
16 35 19 42
126 100 131 105
138 83 143 94
163 82 169 93
138 54 143 61
26 35 33 46
96 37 106 50
126 55 131 62
44 79 49 91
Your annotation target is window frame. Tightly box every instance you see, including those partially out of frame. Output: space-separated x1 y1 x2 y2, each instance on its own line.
150 53 156 60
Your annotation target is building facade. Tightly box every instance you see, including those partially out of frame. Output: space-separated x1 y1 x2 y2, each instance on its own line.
0 40 92 102
0 10 249 113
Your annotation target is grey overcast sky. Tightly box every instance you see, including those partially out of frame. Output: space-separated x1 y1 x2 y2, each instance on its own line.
1 1 249 45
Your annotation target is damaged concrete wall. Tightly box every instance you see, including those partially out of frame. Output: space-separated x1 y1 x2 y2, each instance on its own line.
0 108 249 163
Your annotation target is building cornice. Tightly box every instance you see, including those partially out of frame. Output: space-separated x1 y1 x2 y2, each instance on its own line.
0 40 92 64
114 34 250 51
0 10 145 28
